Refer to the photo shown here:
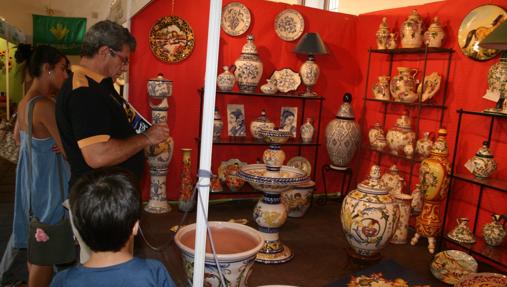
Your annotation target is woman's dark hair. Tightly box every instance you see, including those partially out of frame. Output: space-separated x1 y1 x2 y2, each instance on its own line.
14 44 66 78
70 167 141 252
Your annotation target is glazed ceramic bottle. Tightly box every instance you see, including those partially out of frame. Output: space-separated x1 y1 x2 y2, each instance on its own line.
178 148 195 212
465 141 497 179
234 34 263 93
482 214 506 247
341 165 399 260
386 111 416 156
447 217 476 244
376 17 390 49
368 123 387 151
217 65 236 92
300 118 315 143
390 67 418 103
400 9 423 48
372 76 390 101
416 132 433 159
213 107 223 141
381 165 406 195
424 17 445 48
325 93 361 169
250 110 275 140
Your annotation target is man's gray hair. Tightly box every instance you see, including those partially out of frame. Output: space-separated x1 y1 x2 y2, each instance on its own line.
81 20 136 57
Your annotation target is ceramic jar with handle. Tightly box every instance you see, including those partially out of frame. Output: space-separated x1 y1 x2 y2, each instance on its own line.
482 214 506 247
386 112 415 156
424 17 445 48
390 67 418 103
372 76 390 100
217 65 236 92
376 17 390 49
234 34 263 93
400 9 423 48
465 141 497 179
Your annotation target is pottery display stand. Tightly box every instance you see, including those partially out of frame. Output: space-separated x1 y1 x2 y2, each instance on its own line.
319 164 352 205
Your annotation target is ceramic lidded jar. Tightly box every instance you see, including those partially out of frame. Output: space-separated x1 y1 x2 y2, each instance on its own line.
400 9 424 48
341 165 399 259
465 141 497 179
447 218 476 244
325 93 361 169
260 79 278 94
368 123 387 151
485 57 507 100
482 214 506 247
386 112 416 156
234 34 263 93
390 67 418 103
372 76 390 101
147 73 173 98
381 165 406 195
416 132 433 159
282 180 316 218
376 17 390 49
213 107 223 141
424 17 445 48
300 118 315 143
217 65 235 92
250 110 275 140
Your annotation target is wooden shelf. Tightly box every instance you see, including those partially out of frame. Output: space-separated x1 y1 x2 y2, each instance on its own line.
443 235 507 268
196 137 320 146
200 88 325 100
453 173 507 193
365 97 447 109
370 47 454 55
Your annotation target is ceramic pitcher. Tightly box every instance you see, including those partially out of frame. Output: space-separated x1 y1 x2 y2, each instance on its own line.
372 76 390 101
482 214 506 247
400 9 423 48
390 67 418 103
381 165 406 195
390 193 413 244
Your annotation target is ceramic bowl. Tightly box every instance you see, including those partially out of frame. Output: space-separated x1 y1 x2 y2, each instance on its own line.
430 250 478 285
258 128 292 144
238 164 309 193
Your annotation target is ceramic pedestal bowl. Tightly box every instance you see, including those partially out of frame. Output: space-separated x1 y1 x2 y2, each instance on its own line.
174 221 264 287
259 128 291 144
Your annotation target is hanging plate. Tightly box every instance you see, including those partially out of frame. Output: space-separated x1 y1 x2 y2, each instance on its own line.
221 2 251 36
149 16 195 63
457 5 506 61
274 9 304 41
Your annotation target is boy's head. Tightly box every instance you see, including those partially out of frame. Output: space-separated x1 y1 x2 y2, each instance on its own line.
70 167 140 252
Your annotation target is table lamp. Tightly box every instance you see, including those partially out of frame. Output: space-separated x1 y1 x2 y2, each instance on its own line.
293 32 328 97
480 20 507 113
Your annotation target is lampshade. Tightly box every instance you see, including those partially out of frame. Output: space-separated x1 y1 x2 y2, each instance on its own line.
293 32 328 56
479 20 507 50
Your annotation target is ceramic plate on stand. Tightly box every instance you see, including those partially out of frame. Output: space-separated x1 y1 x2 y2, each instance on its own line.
149 16 195 63
455 272 507 287
271 69 301 93
274 9 304 41
287 156 311 177
221 2 251 36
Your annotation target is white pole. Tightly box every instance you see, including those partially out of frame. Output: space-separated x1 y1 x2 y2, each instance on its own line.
193 0 222 286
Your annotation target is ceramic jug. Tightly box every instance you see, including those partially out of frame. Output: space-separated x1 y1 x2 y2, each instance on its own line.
368 123 387 151
386 112 415 156
390 67 418 103
372 76 390 101
416 132 433 159
217 65 236 92
300 118 315 143
465 141 497 179
400 9 424 48
482 214 506 247
234 34 263 93
213 107 223 141
260 79 278 94
381 165 406 195
424 17 445 48
447 218 476 244
376 17 390 49
250 110 275 140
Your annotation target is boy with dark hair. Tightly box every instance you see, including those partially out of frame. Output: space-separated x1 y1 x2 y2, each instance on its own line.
50 168 176 287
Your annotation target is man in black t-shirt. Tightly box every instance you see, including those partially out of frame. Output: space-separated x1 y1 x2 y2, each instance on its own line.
56 20 169 187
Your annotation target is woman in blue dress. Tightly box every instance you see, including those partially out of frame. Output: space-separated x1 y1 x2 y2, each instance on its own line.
11 45 71 287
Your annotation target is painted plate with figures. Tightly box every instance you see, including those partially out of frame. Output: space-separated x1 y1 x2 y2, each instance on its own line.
149 16 195 63
221 2 251 36
274 9 304 41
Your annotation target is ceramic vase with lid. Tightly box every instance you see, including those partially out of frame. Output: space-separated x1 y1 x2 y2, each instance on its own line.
400 9 424 48
217 65 235 92
281 180 315 218
372 76 390 101
411 129 451 254
424 17 445 48
376 17 390 49
368 123 387 151
381 165 406 195
485 56 507 101
341 165 399 260
213 107 223 141
390 67 418 103
482 214 506 247
416 132 433 159
465 141 497 179
178 148 195 212
447 217 476 244
386 112 416 156
325 93 361 169
300 118 315 143
390 193 413 244
260 79 278 94
234 34 263 93
250 110 275 140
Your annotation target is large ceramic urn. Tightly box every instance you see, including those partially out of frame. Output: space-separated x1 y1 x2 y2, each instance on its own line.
341 165 399 260
325 93 360 169
410 129 451 254
400 9 424 48
234 34 263 93
145 73 175 214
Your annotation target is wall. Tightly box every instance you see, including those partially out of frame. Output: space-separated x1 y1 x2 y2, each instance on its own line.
340 0 444 15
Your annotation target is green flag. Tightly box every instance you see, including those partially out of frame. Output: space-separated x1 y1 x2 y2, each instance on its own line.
33 15 86 55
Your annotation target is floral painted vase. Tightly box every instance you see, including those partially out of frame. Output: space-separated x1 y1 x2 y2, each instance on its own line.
411 129 451 254
465 141 497 179
300 118 315 143
372 76 390 101
178 148 195 212
217 65 235 92
485 56 507 101
250 110 275 140
341 165 399 259
424 17 445 48
381 165 406 195
390 67 418 103
390 193 413 244
260 79 278 94
281 180 315 218
234 34 263 93
482 214 506 247
368 123 387 151
400 9 423 48
416 132 433 159
447 218 476 244
376 17 390 49
325 93 361 169
386 112 415 156
213 107 223 141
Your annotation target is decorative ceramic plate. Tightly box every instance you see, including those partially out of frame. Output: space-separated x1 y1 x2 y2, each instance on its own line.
271 69 301 93
149 16 195 63
455 272 507 287
457 5 506 61
430 250 478 285
287 156 312 177
218 159 247 182
274 9 304 41
417 72 442 102
221 2 251 36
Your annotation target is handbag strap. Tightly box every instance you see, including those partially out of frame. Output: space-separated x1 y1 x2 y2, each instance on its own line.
26 96 65 218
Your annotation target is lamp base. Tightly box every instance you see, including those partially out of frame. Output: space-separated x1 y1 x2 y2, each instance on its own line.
301 85 318 97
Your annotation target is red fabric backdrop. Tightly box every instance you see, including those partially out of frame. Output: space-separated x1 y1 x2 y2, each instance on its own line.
130 0 507 244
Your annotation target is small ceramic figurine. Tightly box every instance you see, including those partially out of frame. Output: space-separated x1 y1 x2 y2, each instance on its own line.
465 141 497 178
447 218 476 244
482 214 506 247
424 17 445 48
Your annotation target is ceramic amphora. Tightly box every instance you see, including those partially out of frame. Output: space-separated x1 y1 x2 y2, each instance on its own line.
386 112 415 156
372 76 390 101
217 65 235 92
465 141 497 179
390 67 418 103
341 165 399 259
400 9 424 48
482 214 506 247
376 17 390 49
234 34 263 93
424 17 445 48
